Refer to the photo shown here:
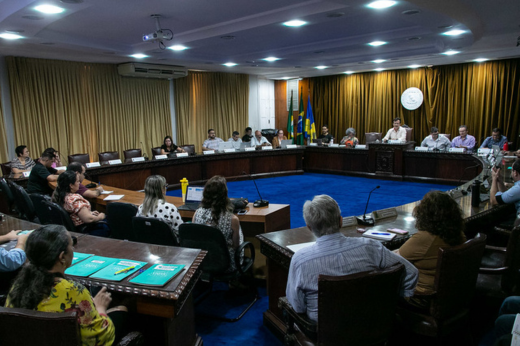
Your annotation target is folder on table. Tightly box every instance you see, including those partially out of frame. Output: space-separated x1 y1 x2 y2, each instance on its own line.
129 264 185 286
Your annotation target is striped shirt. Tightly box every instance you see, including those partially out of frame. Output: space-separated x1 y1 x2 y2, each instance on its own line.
286 232 418 322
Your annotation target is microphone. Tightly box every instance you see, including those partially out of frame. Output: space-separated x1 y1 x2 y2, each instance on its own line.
356 186 380 226
242 171 269 208
454 163 482 195
84 172 97 189
140 142 148 160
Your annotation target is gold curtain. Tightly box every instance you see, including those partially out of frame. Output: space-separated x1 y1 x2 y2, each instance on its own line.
308 59 520 146
174 71 249 151
6 57 171 164
0 83 7 163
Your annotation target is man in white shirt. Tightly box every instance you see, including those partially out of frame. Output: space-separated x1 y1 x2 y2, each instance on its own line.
202 129 224 151
227 131 243 149
421 127 451 151
251 130 271 148
382 117 407 143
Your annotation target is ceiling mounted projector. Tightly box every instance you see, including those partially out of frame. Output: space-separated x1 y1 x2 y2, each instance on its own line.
143 30 173 42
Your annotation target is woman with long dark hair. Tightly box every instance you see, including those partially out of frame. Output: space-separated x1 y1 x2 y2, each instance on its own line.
160 135 185 154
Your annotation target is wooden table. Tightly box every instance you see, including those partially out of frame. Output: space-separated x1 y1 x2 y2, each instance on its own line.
0 215 206 346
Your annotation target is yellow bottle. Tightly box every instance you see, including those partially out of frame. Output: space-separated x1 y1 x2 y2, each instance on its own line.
180 177 189 202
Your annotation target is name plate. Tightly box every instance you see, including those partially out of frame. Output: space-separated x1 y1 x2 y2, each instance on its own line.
449 148 465 153
176 152 189 158
86 162 101 168
244 147 256 151
415 146 428 151
372 208 398 221
338 144 346 148
342 216 357 227
449 189 464 199
154 155 167 160
388 140 401 144
131 157 145 162
223 148 236 153
55 166 67 171
261 146 273 150
203 150 215 155
478 148 491 156
309 143 318 146
108 159 122 165
22 171 30 177
328 144 339 148
354 145 366 149
286 144 297 149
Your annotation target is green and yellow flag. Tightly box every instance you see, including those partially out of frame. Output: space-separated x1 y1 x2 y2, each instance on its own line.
296 90 304 145
287 91 293 140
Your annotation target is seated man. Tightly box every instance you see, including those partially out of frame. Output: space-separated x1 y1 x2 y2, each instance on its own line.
0 231 28 272
383 117 407 143
451 125 476 152
491 159 520 220
251 130 271 147
67 162 104 199
26 152 61 195
202 128 224 151
228 131 243 149
481 128 508 149
317 125 334 145
242 127 254 142
421 127 451 151
286 195 418 322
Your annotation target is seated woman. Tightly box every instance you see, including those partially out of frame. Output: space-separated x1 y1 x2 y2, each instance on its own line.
10 145 36 174
52 171 109 237
272 129 288 148
396 190 466 309
136 175 183 242
6 225 128 345
161 135 185 155
192 175 243 272
43 147 63 169
340 128 359 148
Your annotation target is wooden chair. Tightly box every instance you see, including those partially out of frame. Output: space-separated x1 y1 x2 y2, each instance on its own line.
132 216 178 246
396 234 487 343
123 149 142 163
107 202 139 241
278 264 405 346
67 153 90 165
405 127 414 142
365 132 382 144
98 151 120 165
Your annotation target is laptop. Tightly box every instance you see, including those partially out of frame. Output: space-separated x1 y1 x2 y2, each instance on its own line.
239 142 253 150
177 186 204 211
218 141 234 151
280 139 293 148
312 139 323 146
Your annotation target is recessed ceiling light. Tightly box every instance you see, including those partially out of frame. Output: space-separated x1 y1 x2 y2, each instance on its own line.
367 1 396 9
443 29 465 36
0 33 23 40
408 64 421 69
442 50 460 56
5 30 24 34
315 66 328 69
344 71 355 74
35 5 65 14
283 20 307 27
473 58 488 62
372 59 386 63
223 62 238 67
263 57 280 62
374 68 385 71
368 41 387 47
130 53 148 59
168 45 188 51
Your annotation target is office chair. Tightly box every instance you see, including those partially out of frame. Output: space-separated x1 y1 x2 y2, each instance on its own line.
132 216 178 246
151 147 162 158
41 200 99 234
123 149 142 163
67 153 90 165
98 151 120 165
9 181 38 223
179 144 196 155
365 132 382 144
0 162 12 177
0 178 16 215
29 193 53 225
107 202 139 241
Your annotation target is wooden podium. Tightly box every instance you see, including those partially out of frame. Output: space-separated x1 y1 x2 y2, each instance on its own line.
368 142 415 177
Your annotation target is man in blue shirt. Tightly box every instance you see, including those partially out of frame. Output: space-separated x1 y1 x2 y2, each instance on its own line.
0 230 28 272
285 195 418 322
480 128 508 149
491 159 520 218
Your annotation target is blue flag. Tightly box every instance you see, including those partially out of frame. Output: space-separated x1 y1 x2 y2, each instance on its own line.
305 95 316 142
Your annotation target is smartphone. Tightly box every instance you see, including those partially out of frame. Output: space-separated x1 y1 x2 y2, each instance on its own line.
237 210 248 215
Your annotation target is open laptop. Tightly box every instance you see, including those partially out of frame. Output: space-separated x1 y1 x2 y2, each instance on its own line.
312 139 323 146
177 186 204 211
239 142 253 150
218 141 234 151
280 139 293 148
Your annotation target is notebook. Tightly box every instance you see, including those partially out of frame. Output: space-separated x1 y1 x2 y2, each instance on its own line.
129 264 185 286
177 186 204 210
65 256 118 277
90 259 147 281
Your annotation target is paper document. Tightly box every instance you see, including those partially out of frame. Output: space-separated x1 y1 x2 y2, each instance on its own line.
100 191 113 194
104 194 124 201
287 241 315 253
362 229 396 241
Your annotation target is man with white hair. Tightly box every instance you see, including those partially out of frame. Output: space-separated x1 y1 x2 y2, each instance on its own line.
285 195 418 322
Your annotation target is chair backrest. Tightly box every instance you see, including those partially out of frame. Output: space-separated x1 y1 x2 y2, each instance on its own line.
179 223 231 274
29 193 52 225
107 202 138 241
98 151 120 165
1 162 12 177
365 132 382 144
502 226 520 292
405 127 414 142
431 233 486 319
317 264 405 346
42 200 77 233
10 182 37 222
180 144 196 156
0 178 15 208
123 149 142 163
151 147 163 158
67 153 90 165
0 306 80 346
132 216 178 246
440 133 451 140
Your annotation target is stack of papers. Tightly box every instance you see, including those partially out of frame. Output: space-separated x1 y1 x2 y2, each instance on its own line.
362 229 396 241
103 194 124 201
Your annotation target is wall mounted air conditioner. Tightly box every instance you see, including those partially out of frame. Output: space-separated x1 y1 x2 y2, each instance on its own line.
117 63 188 79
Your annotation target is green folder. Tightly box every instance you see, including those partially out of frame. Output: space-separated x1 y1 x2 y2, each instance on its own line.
90 259 147 281
71 252 94 266
129 264 185 286
18 230 35 235
65 256 118 277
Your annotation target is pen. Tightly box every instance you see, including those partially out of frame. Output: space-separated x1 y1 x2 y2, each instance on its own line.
372 232 391 235
114 266 136 275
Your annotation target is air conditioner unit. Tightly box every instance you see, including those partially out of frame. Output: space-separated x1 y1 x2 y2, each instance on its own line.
117 63 188 80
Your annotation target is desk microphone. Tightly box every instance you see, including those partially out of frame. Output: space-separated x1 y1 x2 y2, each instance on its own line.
454 163 482 195
356 186 380 226
84 172 97 189
242 171 269 208
140 141 148 160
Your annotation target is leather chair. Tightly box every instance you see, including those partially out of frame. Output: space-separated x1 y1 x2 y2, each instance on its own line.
0 162 11 177
151 147 162 158
9 181 38 223
29 193 53 225
98 151 120 165
365 132 382 144
67 153 90 165
279 263 405 346
41 200 98 234
440 133 451 140
179 223 258 322
107 202 139 241
180 144 196 156
132 216 178 246
0 306 144 346
396 234 487 343
123 149 142 163
0 178 16 215
405 127 414 142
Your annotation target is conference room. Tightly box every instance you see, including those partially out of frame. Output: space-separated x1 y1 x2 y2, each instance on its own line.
1 0 520 345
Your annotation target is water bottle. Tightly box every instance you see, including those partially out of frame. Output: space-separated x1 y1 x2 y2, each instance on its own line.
471 180 481 207
330 138 333 145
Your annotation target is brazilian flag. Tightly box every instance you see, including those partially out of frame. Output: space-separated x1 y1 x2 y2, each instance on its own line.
296 91 304 145
287 91 293 140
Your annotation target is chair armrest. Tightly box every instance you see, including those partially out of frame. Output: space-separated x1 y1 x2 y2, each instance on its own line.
115 331 144 346
235 241 255 274
412 290 437 297
494 226 513 236
485 245 507 252
278 297 317 338
479 266 509 274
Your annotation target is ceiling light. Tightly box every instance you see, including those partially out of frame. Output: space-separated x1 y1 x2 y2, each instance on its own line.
442 50 460 56
0 33 23 40
315 66 328 69
168 45 188 51
368 41 387 47
473 58 488 62
408 64 421 68
374 68 385 71
283 20 307 27
223 62 238 67
263 57 280 62
367 1 396 9
34 4 65 14
372 59 386 63
442 29 465 36
344 71 355 74
130 54 148 59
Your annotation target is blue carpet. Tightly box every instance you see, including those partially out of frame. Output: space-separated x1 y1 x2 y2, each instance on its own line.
167 173 455 228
